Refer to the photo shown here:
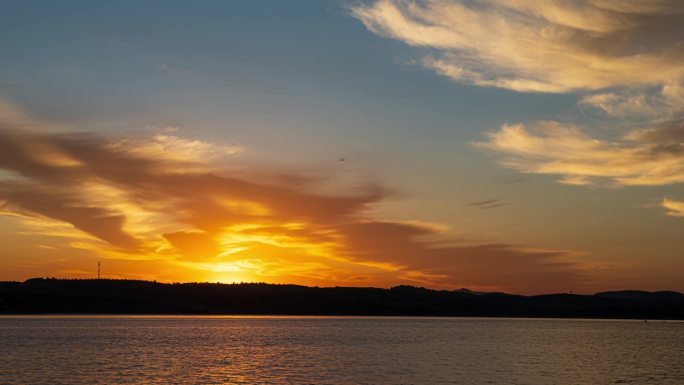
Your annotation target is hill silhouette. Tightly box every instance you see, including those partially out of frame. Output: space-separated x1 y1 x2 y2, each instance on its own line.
0 278 682 319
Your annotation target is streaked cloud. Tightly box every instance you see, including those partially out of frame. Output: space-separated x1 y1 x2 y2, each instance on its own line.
468 199 510 209
579 92 660 119
0 99 588 292
351 0 684 92
662 198 684 217
475 120 684 186
109 133 242 164
579 84 684 119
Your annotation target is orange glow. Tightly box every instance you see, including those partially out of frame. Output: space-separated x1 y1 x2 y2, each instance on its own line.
1 92 682 295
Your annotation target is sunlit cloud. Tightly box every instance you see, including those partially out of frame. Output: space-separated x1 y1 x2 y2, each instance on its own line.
662 198 684 217
0 98 589 292
351 0 684 92
351 0 684 221
579 84 684 119
579 92 660 119
475 120 684 187
109 133 242 164
351 1 684 225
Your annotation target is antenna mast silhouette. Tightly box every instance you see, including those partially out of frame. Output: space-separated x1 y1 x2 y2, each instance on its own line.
97 261 101 280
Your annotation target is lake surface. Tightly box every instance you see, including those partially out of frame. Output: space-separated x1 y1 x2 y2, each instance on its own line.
0 316 682 384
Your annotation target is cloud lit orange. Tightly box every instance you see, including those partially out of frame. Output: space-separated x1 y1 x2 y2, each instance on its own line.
0 99 591 293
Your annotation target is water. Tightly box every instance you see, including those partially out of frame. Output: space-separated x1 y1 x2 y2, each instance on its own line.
0 316 682 384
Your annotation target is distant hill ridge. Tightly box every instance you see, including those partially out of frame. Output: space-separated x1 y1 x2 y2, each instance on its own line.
594 290 684 301
0 278 682 319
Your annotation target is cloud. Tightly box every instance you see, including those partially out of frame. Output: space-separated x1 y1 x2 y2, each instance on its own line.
163 231 221 261
468 199 510 209
579 92 660 118
351 0 684 92
108 133 242 164
662 198 684 217
352 1 684 220
337 220 586 292
0 99 588 292
159 64 179 76
579 83 684 119
475 120 684 186
0 183 139 249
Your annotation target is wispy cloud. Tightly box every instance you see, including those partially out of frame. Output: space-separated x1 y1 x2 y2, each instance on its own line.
579 84 684 119
351 0 684 93
352 1 684 222
109 133 242 164
468 199 510 209
158 63 192 77
662 198 684 217
475 120 684 187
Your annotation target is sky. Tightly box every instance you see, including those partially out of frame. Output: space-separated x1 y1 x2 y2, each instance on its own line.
1 0 683 294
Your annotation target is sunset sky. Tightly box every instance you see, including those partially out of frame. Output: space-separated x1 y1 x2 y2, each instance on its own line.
1 0 683 294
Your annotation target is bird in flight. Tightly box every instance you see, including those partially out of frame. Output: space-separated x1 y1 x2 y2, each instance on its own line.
338 157 345 162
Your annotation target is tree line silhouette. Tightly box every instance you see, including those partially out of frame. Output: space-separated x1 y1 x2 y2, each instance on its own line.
1 278 682 319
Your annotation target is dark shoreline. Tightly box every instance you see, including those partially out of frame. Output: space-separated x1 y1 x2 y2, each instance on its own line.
1 278 683 319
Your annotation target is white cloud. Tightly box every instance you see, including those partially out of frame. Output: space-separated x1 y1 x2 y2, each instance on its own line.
351 0 684 93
